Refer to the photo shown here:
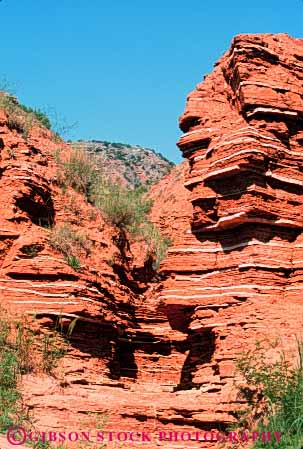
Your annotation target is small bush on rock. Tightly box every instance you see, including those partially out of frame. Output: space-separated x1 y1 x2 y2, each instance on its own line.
92 182 153 232
0 93 51 137
137 222 172 270
65 255 81 271
234 339 303 448
55 146 99 197
49 223 91 270
54 146 171 271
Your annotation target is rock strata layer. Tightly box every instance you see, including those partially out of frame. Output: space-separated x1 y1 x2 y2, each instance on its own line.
151 33 303 443
2 33 303 449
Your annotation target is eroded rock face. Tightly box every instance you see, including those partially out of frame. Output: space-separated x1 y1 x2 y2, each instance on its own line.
3 34 303 449
0 105 215 449
153 33 303 439
0 110 147 441
179 33 303 232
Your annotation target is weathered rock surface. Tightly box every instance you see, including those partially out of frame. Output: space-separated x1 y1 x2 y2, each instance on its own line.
148 161 192 244
3 33 303 449
0 105 210 449
153 32 303 442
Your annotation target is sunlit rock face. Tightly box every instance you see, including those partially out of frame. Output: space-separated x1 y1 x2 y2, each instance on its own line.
179 33 303 233
153 34 303 436
3 34 303 449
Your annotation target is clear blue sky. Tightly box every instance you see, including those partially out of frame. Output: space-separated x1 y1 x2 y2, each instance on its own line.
1 0 303 162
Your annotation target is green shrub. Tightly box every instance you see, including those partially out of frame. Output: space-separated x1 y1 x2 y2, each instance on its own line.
0 351 22 431
65 255 81 271
235 340 303 448
92 182 153 232
0 310 33 431
113 150 126 160
93 181 171 269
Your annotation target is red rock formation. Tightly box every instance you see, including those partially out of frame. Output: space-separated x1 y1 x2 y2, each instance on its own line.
0 116 136 329
154 33 303 441
3 33 303 449
148 161 192 244
0 109 149 444
0 101 215 449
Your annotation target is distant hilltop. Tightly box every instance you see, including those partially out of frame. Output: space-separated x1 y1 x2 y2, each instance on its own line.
71 140 175 188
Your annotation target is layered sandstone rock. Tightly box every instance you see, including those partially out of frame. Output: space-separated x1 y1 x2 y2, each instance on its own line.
153 33 303 442
148 161 192 244
0 103 208 449
3 33 303 449
0 109 144 435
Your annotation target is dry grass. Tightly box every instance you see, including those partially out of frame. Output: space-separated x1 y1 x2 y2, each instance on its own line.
49 223 92 270
0 93 51 138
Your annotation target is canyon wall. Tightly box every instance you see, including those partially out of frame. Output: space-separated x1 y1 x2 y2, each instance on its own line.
2 33 303 449
154 32 303 439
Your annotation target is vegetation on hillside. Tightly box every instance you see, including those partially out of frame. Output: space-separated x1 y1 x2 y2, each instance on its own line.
73 140 174 189
82 139 174 166
233 340 303 448
0 91 172 272
49 223 92 271
55 146 172 271
18 103 51 129
0 88 76 142
0 308 67 432
0 93 52 137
